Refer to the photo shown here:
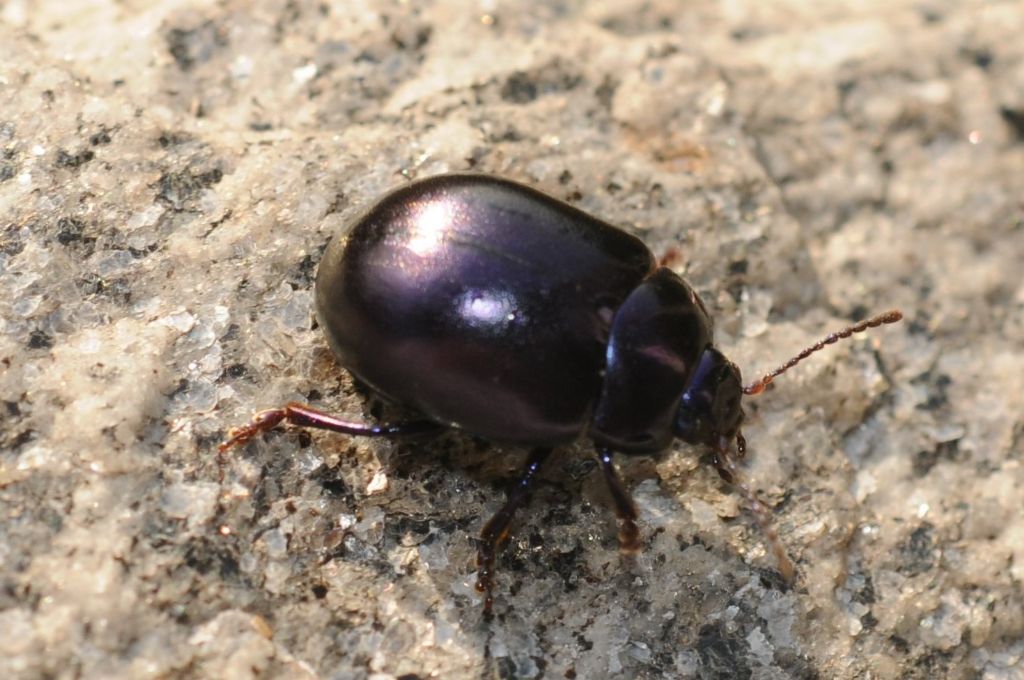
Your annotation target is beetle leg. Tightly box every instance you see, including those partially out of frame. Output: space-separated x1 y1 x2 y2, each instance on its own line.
596 448 642 553
475 447 552 617
219 402 442 452
713 438 795 583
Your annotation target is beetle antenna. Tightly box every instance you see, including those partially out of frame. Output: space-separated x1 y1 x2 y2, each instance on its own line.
714 436 795 583
742 310 902 396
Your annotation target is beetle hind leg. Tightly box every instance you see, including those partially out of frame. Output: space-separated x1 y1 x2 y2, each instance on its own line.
219 401 442 452
596 448 642 553
475 447 552 617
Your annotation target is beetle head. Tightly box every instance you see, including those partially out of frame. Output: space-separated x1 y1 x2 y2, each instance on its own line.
671 310 903 585
675 346 744 447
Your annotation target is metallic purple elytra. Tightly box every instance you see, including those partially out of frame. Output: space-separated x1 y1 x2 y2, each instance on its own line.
221 173 902 615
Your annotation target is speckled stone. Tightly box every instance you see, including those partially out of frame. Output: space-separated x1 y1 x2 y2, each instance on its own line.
1 1 1022 679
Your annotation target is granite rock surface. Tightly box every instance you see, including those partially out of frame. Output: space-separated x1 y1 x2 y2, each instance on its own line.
1 1 1022 678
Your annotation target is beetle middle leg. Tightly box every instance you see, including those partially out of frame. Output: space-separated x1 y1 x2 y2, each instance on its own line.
596 448 641 553
219 402 442 452
475 446 552 616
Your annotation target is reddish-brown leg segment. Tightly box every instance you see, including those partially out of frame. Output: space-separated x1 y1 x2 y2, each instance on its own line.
476 447 552 617
596 448 642 553
219 402 442 453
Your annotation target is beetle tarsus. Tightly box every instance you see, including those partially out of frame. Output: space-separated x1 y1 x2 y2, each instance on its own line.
219 408 288 452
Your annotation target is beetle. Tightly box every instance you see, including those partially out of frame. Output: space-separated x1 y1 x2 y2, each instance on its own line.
221 173 901 614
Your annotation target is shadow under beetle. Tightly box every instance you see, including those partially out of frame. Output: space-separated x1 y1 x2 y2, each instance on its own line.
221 173 901 614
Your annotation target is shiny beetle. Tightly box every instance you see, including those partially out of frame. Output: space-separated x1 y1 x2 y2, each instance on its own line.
221 173 901 614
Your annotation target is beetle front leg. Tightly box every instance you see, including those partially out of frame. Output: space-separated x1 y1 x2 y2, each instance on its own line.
475 447 552 617
219 402 442 453
712 438 795 583
596 448 641 553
